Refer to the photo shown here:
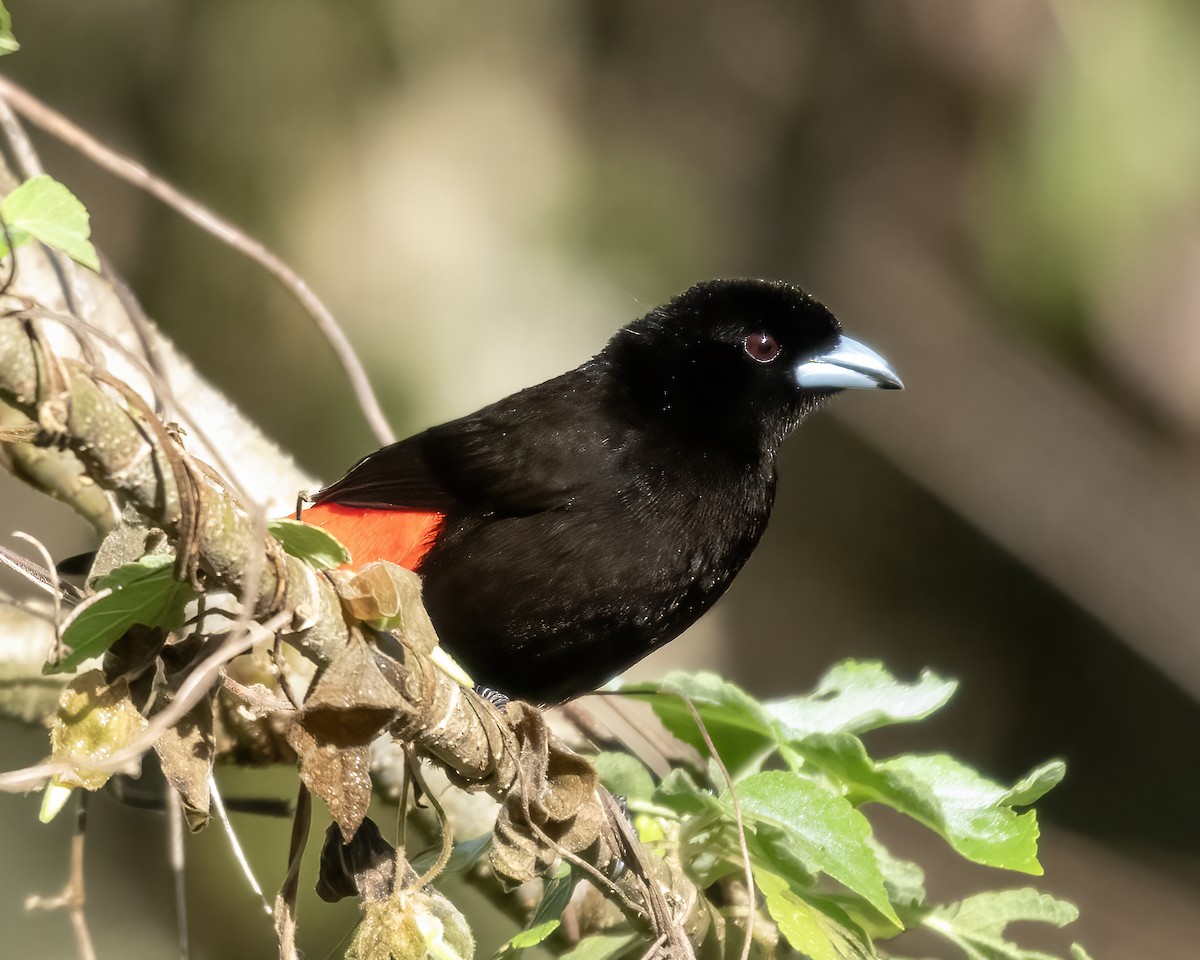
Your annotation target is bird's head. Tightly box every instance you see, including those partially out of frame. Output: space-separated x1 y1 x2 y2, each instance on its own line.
599 278 902 455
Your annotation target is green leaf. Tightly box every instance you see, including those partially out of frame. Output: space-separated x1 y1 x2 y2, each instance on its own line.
268 518 352 569
622 671 776 775
1002 761 1066 807
746 823 818 891
1070 946 1094 960
756 871 878 960
767 660 957 739
593 751 655 804
734 770 900 925
558 932 639 960
0 175 99 270
923 889 1080 960
622 663 958 779
498 921 559 953
48 555 195 675
868 837 926 911
410 832 492 878
494 864 575 956
651 767 720 818
529 863 575 931
0 2 17 54
798 733 1055 874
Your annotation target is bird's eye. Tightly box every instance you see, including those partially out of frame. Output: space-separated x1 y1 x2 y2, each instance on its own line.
744 332 781 363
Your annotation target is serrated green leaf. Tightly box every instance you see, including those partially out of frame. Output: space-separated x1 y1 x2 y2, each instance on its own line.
868 837 926 911
593 751 655 804
622 671 776 775
798 733 1051 874
923 889 1080 960
559 932 639 960
268 518 352 569
0 2 18 54
651 767 720 818
1002 762 1066 807
768 660 957 739
1 175 99 270
756 870 878 960
48 555 194 675
735 770 900 925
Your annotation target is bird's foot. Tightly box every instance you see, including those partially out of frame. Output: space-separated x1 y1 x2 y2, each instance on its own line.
473 684 512 710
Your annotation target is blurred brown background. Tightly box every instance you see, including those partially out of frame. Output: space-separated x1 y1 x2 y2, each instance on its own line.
1 1 1198 956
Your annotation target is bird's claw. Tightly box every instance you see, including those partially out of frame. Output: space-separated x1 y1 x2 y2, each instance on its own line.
473 684 511 710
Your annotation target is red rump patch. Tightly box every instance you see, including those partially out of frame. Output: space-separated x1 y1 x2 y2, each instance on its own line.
300 502 445 571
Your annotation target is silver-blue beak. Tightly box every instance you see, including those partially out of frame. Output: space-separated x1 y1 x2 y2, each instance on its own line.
792 335 903 392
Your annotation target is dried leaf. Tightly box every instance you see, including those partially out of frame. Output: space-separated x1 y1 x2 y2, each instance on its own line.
287 721 373 842
317 817 398 904
153 692 215 831
301 634 404 746
332 562 440 653
488 704 603 885
145 636 219 830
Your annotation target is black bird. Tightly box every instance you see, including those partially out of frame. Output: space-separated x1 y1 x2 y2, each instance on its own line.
302 279 902 703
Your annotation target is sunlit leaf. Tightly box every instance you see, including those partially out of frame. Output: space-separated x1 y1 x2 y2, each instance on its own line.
756 870 878 960
799 733 1057 874
922 888 1081 960
48 555 193 675
0 175 99 269
0 1 18 54
268 518 351 569
768 660 957 739
735 770 900 924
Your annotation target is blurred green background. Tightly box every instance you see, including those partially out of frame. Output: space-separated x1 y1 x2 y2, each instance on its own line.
1 0 1198 956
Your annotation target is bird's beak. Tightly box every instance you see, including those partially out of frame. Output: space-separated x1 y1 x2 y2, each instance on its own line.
792 335 904 391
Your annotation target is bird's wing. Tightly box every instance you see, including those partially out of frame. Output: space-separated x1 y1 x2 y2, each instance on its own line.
314 372 600 516
312 432 459 511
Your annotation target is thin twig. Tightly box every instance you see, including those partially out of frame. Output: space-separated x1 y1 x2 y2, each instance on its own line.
637 933 668 960
13 530 63 653
0 93 44 178
0 612 289 793
25 793 97 960
0 540 83 604
210 773 274 917
404 748 455 891
683 698 754 960
98 250 170 416
557 700 631 754
66 794 97 960
166 788 190 960
274 784 312 960
0 75 396 447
